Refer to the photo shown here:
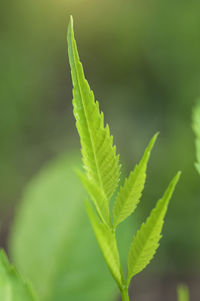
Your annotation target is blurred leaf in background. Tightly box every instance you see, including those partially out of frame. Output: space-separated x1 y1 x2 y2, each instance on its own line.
192 99 200 174
177 285 189 301
0 250 38 301
9 153 133 301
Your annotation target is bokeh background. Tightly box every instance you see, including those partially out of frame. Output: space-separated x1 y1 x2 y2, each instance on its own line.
1 0 200 300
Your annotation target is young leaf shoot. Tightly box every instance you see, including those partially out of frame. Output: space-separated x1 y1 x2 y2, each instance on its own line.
68 16 180 301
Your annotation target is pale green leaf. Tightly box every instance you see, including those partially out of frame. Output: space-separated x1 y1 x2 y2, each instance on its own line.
0 249 38 301
67 16 120 201
9 153 119 301
77 170 111 226
177 285 189 301
127 172 181 285
86 201 124 290
192 99 200 173
113 133 158 228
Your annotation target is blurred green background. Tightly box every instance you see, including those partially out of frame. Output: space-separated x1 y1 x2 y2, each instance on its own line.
1 0 200 300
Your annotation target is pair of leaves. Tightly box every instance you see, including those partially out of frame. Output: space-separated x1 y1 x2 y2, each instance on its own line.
67 14 180 296
0 249 38 301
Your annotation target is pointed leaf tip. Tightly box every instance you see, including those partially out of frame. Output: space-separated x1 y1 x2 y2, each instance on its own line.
148 132 159 150
69 15 73 28
176 170 182 179
113 133 158 228
68 15 121 202
171 171 181 190
68 16 72 35
153 131 160 140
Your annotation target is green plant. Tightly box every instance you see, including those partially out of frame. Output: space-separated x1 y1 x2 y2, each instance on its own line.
0 15 182 301
67 16 181 301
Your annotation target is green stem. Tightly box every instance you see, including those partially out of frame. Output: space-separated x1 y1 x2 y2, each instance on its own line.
121 287 130 301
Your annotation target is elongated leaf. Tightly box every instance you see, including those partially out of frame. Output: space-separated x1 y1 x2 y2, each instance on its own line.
127 172 181 285
86 201 124 290
113 133 158 228
67 16 120 202
177 285 189 301
10 154 119 301
0 249 38 301
77 170 111 226
192 100 200 173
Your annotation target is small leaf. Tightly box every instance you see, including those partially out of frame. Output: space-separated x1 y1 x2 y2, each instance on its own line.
0 249 38 301
177 285 189 301
67 16 120 201
192 99 200 173
77 170 111 226
86 201 124 290
127 172 181 285
113 133 158 229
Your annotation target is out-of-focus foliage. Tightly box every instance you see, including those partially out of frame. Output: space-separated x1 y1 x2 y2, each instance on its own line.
0 250 38 301
192 100 200 173
10 153 133 301
177 285 189 301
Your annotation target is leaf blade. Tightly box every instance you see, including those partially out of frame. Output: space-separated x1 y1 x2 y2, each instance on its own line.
113 133 158 228
67 16 120 202
86 201 124 290
127 172 181 285
77 170 111 226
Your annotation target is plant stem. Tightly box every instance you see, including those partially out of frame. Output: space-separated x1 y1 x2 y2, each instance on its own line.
121 287 130 301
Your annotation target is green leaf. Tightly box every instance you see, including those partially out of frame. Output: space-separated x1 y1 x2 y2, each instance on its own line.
77 170 111 226
86 201 124 290
177 285 189 301
0 249 38 301
127 172 181 285
67 16 120 203
9 153 119 301
192 99 200 173
113 133 158 229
